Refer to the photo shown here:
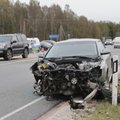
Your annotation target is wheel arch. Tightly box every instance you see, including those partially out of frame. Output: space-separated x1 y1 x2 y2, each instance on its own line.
5 48 13 55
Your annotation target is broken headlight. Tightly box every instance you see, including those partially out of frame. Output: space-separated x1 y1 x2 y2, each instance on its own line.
91 66 102 78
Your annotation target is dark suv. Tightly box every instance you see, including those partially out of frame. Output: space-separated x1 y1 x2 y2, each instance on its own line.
0 33 29 60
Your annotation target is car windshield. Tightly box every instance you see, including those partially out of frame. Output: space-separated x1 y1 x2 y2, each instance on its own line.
45 41 98 59
0 36 12 42
113 39 120 42
105 39 112 42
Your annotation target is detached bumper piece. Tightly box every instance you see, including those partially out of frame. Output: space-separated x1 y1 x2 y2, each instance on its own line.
69 87 98 109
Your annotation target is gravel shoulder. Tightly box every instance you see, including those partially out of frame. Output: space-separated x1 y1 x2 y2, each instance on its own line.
37 101 97 120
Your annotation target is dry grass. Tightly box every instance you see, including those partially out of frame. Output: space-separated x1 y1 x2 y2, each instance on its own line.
80 101 120 120
80 74 120 120
80 79 120 120
74 73 120 120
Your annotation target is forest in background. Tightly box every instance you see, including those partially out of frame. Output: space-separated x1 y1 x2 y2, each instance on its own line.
0 0 120 40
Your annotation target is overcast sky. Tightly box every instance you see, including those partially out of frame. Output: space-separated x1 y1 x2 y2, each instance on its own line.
14 0 120 23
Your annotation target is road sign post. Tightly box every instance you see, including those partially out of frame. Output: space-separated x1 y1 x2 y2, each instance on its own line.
112 55 119 106
49 34 60 41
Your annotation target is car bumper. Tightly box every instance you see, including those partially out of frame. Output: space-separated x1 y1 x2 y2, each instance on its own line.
105 43 113 45
0 49 6 57
114 45 120 48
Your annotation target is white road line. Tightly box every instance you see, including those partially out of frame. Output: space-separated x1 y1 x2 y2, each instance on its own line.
0 96 45 120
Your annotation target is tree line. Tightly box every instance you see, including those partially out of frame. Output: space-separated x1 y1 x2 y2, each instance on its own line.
0 0 120 40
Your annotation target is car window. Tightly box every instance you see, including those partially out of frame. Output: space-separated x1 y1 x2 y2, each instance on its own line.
106 39 112 42
46 41 98 58
12 36 18 42
0 36 12 42
113 39 120 42
21 34 27 41
16 35 22 42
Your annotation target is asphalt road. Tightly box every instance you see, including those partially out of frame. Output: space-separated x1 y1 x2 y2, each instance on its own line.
111 46 120 62
0 56 60 120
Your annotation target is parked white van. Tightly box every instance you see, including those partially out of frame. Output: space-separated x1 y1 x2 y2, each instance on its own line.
27 37 40 52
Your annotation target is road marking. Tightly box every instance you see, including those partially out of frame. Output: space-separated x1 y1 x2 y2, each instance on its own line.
0 96 45 120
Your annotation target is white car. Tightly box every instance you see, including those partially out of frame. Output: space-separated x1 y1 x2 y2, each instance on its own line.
113 37 120 48
31 38 113 97
27 37 41 52
104 39 113 45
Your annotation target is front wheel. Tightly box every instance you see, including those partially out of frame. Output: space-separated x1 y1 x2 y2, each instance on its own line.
22 48 29 58
4 49 12 60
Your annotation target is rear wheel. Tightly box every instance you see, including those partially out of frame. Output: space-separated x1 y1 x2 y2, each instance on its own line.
4 49 12 60
22 48 28 58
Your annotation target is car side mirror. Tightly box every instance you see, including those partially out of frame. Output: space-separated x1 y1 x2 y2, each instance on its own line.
11 40 17 44
101 49 110 55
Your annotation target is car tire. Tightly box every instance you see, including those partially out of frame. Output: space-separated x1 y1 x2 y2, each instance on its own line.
22 48 28 58
105 70 109 81
117 95 120 103
4 49 12 60
94 90 104 99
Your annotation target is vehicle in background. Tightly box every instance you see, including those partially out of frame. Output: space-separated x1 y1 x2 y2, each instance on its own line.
0 33 29 60
104 39 113 45
27 37 40 52
27 38 33 52
43 40 56 45
38 40 56 57
113 37 120 48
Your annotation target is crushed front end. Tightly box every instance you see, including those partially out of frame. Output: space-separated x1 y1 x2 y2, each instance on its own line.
31 58 103 97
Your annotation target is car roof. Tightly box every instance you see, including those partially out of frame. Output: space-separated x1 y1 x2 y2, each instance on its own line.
40 41 53 48
57 38 101 44
42 40 56 44
105 39 112 41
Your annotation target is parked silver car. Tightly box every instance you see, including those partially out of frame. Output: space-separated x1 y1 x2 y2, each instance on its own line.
38 40 56 57
104 39 113 45
113 37 120 48
31 38 113 97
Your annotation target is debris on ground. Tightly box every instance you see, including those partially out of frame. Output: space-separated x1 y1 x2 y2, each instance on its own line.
38 100 97 120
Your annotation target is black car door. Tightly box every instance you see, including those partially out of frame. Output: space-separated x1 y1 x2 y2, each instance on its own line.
11 35 20 54
16 34 24 54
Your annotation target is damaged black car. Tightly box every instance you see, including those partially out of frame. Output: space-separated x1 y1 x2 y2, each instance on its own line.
31 38 113 98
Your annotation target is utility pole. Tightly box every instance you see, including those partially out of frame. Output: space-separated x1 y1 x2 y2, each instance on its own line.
65 4 70 38
59 24 66 41
50 8 55 34
0 8 4 34
43 6 48 39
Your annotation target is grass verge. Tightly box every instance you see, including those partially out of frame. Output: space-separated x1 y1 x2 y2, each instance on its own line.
81 100 120 120
81 76 120 120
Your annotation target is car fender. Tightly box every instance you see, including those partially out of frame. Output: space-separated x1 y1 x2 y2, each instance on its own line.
100 60 108 80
